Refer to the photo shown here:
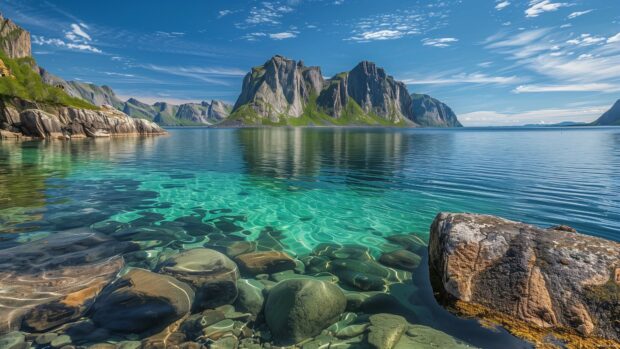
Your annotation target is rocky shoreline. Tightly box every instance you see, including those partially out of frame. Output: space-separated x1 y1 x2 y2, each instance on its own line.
0 97 166 140
0 213 618 349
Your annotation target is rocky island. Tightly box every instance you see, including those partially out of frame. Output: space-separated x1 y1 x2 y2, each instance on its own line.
224 55 462 127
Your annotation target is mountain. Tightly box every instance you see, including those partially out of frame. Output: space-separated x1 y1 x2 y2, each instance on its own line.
411 94 462 127
0 13 31 59
523 121 588 127
592 99 620 126
0 13 164 139
226 55 461 127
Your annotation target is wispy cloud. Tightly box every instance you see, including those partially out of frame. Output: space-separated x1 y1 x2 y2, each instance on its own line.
567 9 593 19
513 83 620 93
495 1 510 11
240 2 294 27
422 37 458 48
351 30 406 42
525 0 571 18
141 64 246 85
155 31 185 38
403 72 520 85
608 32 620 44
65 23 91 41
566 33 605 46
32 35 102 53
269 32 297 40
460 105 607 126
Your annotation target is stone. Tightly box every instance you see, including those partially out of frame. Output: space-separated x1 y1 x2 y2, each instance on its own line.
385 234 427 253
335 324 368 339
91 268 194 334
264 278 347 345
235 251 296 275
116 341 142 349
368 314 407 349
0 230 128 333
210 335 238 349
35 333 58 345
393 325 471 349
202 319 234 340
0 332 26 349
234 279 265 316
379 250 421 270
429 213 620 344
50 335 72 348
158 248 239 309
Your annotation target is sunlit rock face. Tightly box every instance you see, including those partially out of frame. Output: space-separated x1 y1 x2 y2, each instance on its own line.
429 213 620 343
0 230 134 333
0 13 31 59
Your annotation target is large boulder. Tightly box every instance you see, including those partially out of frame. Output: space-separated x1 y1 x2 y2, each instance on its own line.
157 248 239 309
0 230 129 334
235 251 296 275
264 278 346 345
429 213 620 345
91 268 194 334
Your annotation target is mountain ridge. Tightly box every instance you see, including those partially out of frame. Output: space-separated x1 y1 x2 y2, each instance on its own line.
592 99 620 126
226 55 461 127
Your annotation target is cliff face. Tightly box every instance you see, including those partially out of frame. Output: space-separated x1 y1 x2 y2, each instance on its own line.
0 13 31 59
234 55 324 120
592 99 620 126
0 97 165 139
411 94 462 127
208 100 232 121
230 55 461 127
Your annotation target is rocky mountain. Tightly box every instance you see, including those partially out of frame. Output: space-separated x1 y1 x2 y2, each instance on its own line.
592 99 620 126
227 55 461 127
411 94 462 127
0 13 31 59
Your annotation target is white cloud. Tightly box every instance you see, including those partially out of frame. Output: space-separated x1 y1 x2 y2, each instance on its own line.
525 0 571 18
269 32 297 40
32 35 102 53
351 30 404 41
513 83 619 93
567 9 593 19
566 33 606 46
66 23 91 42
495 1 510 11
485 28 551 48
460 105 607 126
104 72 136 78
155 31 185 38
242 2 293 26
141 64 246 85
608 32 620 44
218 9 234 18
422 37 458 47
403 72 519 85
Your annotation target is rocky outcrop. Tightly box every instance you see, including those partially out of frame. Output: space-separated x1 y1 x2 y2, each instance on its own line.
592 99 620 126
411 93 462 127
233 55 324 120
0 13 31 59
175 103 210 124
429 213 620 345
0 230 131 333
208 100 232 121
0 97 165 139
230 55 462 127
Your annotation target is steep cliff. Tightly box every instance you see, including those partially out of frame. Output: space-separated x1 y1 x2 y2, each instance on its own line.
411 94 462 127
0 13 31 59
233 55 324 123
229 55 461 127
592 99 620 126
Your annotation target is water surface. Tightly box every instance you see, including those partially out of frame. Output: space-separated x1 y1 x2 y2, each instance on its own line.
1 126 619 347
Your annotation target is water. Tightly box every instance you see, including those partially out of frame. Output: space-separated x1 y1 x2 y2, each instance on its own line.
1 126 619 347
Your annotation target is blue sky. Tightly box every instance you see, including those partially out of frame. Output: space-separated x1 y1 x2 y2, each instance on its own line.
1 0 619 126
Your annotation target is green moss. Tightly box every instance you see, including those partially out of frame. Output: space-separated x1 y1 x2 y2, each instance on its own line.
0 51 97 110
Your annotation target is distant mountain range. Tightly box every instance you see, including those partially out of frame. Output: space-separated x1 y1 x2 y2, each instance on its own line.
224 55 462 127
39 68 232 126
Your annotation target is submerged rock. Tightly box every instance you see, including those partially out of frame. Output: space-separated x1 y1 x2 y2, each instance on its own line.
368 313 407 349
158 248 239 309
91 268 194 335
264 278 346 345
0 230 128 334
235 251 296 275
379 249 421 270
429 213 620 345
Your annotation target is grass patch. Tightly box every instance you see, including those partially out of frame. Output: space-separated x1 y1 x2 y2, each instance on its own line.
0 51 97 109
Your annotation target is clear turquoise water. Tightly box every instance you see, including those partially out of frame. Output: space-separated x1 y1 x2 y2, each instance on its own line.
1 127 619 348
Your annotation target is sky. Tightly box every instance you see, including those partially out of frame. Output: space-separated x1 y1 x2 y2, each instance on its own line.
1 0 619 126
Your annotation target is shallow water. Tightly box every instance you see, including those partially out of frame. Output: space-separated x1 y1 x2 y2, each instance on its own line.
1 126 619 347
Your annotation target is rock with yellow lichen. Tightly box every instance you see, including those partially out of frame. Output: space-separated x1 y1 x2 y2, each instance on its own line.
429 213 620 348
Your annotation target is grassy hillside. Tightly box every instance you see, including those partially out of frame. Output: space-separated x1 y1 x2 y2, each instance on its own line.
227 95 407 127
0 51 97 109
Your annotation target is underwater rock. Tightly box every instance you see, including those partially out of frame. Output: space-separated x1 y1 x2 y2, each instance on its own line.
158 248 239 310
429 213 620 344
0 332 27 349
234 279 265 316
91 268 194 335
0 230 128 334
379 249 421 270
235 251 297 275
385 234 427 253
264 278 346 345
394 325 473 349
